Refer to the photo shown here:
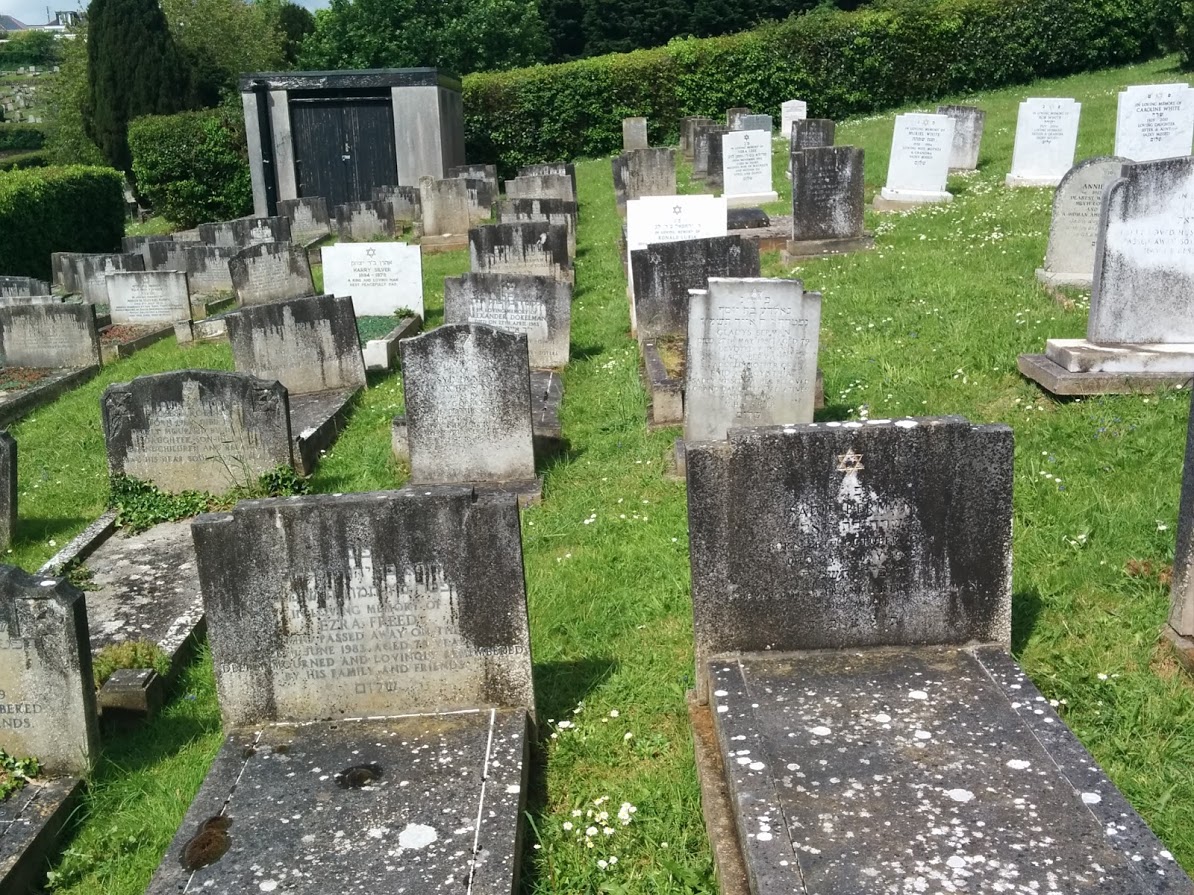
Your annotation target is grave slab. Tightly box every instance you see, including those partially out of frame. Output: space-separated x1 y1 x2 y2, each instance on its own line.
623 116 649 150
937 104 985 171
418 177 471 249
468 221 572 284
444 273 572 369
786 145 873 259
278 197 332 246
500 198 578 257
198 216 291 249
334 200 396 241
229 241 315 306
0 303 101 369
721 131 778 207
779 101 807 142
0 433 13 550
1169 388 1194 673
0 777 85 895
105 270 191 326
0 276 50 298
0 367 101 429
1045 338 1194 374
1114 83 1194 162
373 184 422 225
1017 353 1191 395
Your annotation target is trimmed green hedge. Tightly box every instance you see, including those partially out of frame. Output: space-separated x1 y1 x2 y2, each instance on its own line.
128 106 253 228
0 151 49 171
0 166 125 281
464 0 1162 170
0 124 47 153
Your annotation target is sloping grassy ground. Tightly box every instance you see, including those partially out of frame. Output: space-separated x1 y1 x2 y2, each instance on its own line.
22 53 1194 893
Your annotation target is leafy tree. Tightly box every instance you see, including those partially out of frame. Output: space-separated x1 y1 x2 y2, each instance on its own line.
298 0 549 74
539 0 585 61
84 0 193 173
42 22 106 165
0 29 61 67
277 2 315 65
162 0 285 105
579 0 688 56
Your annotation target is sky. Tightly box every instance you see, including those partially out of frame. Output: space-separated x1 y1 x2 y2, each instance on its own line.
2 0 325 30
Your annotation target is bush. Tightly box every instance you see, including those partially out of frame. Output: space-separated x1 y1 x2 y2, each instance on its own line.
0 30 60 68
464 0 1163 171
1180 1 1194 69
0 166 125 281
128 104 252 227
0 124 46 152
0 151 49 171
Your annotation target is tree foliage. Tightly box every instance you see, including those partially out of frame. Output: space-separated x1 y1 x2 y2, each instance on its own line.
277 2 315 64
161 0 286 105
0 30 61 67
298 0 549 74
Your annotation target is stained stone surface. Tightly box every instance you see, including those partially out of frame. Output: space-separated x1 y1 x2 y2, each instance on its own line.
74 253 146 305
106 270 191 326
449 163 499 190
880 113 954 202
937 104 986 170
1036 157 1128 288
686 417 1013 685
499 198 578 257
278 197 332 244
738 114 772 133
1006 98 1081 187
226 294 366 396
791 146 865 242
1170 387 1194 640
145 244 237 295
145 712 528 895
373 184 422 224
101 370 293 494
0 566 98 776
615 148 677 205
726 108 751 129
0 303 100 368
444 273 572 369
1114 83 1194 162
623 116 649 150
229 241 315 306
418 177 471 237
693 125 729 179
322 242 424 318
517 163 577 197
0 777 83 895
198 216 291 249
334 200 395 241
1089 157 1194 344
468 221 572 283
790 118 835 152
0 432 14 551
504 174 575 202
461 177 497 223
706 645 1191 895
0 276 50 298
400 325 535 485
681 117 715 157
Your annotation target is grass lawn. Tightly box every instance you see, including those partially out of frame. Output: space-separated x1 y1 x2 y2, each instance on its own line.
19 53 1194 893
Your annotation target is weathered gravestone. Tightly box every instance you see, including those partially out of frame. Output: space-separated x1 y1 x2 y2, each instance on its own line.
0 304 100 369
0 433 13 550
623 116 649 150
145 243 237 295
875 113 954 210
693 125 730 180
469 221 572 283
685 277 821 441
937 104 985 171
49 253 83 294
198 215 291 249
737 114 772 134
418 177 471 248
145 488 535 895
0 276 49 298
444 273 572 368
505 174 575 203
449 163 498 191
1021 157 1194 393
229 242 315 306
372 184 422 225
1035 156 1128 288
461 177 497 223
322 242 424 318
500 198 578 258
685 417 1191 895
333 200 395 241
613 148 677 210
102 370 293 493
518 162 577 197
706 131 727 190
780 100 808 141
726 108 750 129
681 117 715 159
786 145 873 258
105 270 191 326
56 253 145 305
399 324 536 490
1006 98 1081 187
0 295 60 308
121 235 174 268
226 294 365 473
790 118 835 152
721 131 778 207
631 235 759 340
1168 388 1194 671
0 567 98 895
277 197 332 245
1114 83 1194 162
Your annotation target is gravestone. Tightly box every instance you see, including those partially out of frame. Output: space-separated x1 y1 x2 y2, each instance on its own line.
322 242 424 317
468 221 572 283
614 148 677 208
623 116 649 150
693 125 729 180
1035 157 1128 288
462 176 498 223
790 118 835 151
0 433 13 550
681 117 715 159
937 104 985 171
1114 83 1194 162
1006 98 1081 187
0 295 60 308
707 130 727 190
631 235 760 340
229 242 315 306
444 273 572 368
77 253 145 305
780 99 808 141
738 114 772 134
0 304 100 369
372 184 422 224
121 235 174 268
787 146 872 257
333 200 395 241
449 163 498 191
726 108 751 129
1169 388 1194 669
500 198 578 257
518 162 577 197
106 270 191 326
277 197 331 245
180 245 237 295
145 486 534 894
101 370 293 493
0 276 49 298
50 253 83 293
875 113 954 209
418 177 471 243
685 277 821 441
721 130 778 206
400 324 536 486
505 174 575 202
198 216 291 249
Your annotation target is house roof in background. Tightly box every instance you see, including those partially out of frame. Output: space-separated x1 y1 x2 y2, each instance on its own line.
0 13 29 30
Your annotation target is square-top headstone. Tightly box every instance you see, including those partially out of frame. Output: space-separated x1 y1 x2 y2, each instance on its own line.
0 276 50 298
631 235 760 340
681 117 715 158
372 184 422 224
937 104 986 170
400 324 535 485
1036 157 1128 288
418 177 471 237
721 130 778 206
468 221 572 283
625 196 729 253
322 242 423 318
738 114 772 134
461 177 497 223
878 113 955 206
121 235 174 268
449 163 498 191
105 270 191 326
780 100 808 141
790 118 835 151
102 370 293 494
0 433 14 551
505 174 575 202
333 200 395 241
616 148 677 205
0 567 98 776
790 145 866 242
77 253 145 305
500 198 578 257
180 245 237 295
1006 98 1081 187
1088 156 1194 343
685 277 821 441
1114 83 1194 162
623 116 649 150
726 108 751 129
198 216 291 249
277 197 331 245
444 273 572 369
229 242 314 306
226 294 366 396
518 163 577 197
0 304 100 369
686 416 1013 685
693 125 730 179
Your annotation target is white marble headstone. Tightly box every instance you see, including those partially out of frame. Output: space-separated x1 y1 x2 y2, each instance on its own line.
1006 98 1081 187
1114 83 1194 162
780 100 808 142
721 131 778 207
322 242 424 318
879 113 954 203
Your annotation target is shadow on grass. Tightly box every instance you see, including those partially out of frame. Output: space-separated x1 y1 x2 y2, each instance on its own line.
15 514 92 547
569 343 603 363
814 402 853 422
1012 587 1045 656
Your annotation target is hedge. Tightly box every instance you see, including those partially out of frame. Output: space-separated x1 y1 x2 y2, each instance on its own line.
463 0 1162 171
0 166 126 281
128 106 252 228
0 124 47 153
0 151 49 172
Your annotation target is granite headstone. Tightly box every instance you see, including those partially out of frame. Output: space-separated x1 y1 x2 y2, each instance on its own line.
444 273 572 369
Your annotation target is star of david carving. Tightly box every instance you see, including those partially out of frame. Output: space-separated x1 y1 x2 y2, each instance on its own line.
836 449 864 473
673 205 682 215
744 133 751 142
366 248 377 258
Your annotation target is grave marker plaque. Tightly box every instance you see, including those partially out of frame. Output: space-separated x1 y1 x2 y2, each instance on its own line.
1006 98 1081 187
322 242 423 318
229 242 315 306
877 113 954 207
1036 157 1128 288
1114 83 1194 162
444 273 572 368
106 270 191 326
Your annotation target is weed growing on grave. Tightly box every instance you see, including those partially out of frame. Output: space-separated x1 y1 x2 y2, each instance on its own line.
92 640 171 688
0 750 40 802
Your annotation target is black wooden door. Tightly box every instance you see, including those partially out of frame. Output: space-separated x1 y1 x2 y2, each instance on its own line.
290 96 397 208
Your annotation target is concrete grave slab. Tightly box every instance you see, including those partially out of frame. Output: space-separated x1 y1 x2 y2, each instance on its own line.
444 273 572 369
